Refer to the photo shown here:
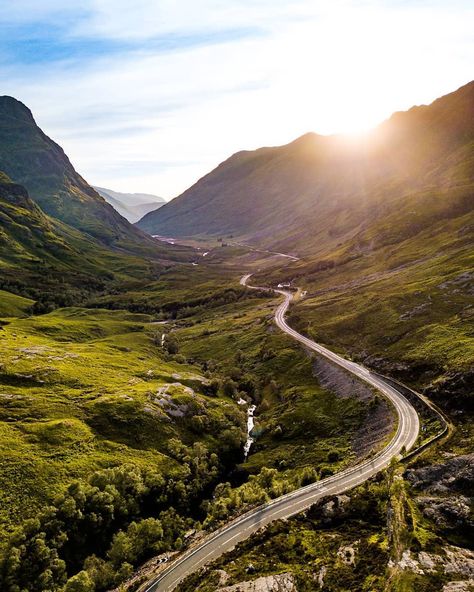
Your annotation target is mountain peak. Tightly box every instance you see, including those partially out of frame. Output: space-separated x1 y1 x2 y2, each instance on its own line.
0 96 35 124
0 97 162 249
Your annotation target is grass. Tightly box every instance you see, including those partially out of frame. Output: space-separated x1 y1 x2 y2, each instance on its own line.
0 289 33 317
0 303 246 539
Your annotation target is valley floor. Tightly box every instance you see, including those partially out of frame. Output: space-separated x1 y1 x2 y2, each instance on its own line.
0 243 472 592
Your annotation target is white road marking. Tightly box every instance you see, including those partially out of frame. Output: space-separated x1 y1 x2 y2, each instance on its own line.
142 275 420 592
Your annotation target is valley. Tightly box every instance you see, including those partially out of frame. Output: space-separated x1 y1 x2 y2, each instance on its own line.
0 79 472 592
1 252 394 592
142 274 421 592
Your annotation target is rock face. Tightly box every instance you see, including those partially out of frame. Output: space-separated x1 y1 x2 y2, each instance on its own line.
312 355 394 458
406 454 474 542
443 581 474 592
390 546 474 579
217 573 297 592
406 454 474 495
417 496 472 531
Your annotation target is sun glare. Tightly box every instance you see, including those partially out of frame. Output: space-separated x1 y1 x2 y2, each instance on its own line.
271 3 445 139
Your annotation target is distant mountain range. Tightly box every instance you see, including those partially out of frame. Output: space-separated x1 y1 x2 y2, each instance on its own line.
137 81 474 257
93 186 165 223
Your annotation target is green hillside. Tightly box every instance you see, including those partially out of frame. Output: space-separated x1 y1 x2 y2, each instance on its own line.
0 173 188 311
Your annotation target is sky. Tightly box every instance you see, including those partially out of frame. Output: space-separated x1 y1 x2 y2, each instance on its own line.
1 1 473 199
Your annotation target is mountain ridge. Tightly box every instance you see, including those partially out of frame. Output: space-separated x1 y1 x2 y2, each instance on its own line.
137 80 474 255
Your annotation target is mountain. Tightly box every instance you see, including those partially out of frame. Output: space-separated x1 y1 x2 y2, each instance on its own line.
0 171 116 309
0 171 90 269
0 168 195 313
93 186 165 223
137 81 474 256
0 96 165 249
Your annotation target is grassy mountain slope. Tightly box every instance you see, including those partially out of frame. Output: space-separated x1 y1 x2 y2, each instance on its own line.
0 172 189 311
0 96 167 251
0 304 247 541
138 81 473 258
280 211 473 402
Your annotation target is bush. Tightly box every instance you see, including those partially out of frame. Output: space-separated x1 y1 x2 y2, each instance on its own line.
163 334 179 355
222 378 237 397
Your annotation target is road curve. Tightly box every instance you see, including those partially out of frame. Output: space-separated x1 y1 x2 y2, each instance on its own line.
142 274 419 592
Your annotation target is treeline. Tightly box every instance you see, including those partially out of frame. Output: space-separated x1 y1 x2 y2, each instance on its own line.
88 286 272 319
0 441 222 592
203 466 318 527
1 270 272 318
0 271 110 314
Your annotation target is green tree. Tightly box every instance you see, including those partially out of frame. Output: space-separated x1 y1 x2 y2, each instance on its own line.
108 518 163 567
64 571 94 592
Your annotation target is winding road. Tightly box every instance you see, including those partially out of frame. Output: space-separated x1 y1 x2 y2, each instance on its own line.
142 274 420 592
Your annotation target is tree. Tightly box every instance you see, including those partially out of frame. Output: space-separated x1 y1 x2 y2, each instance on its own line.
108 518 163 567
0 519 67 592
64 571 94 592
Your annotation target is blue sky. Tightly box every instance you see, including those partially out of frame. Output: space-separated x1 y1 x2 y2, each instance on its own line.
1 0 473 198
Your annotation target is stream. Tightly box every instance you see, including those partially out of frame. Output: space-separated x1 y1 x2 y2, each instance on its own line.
239 398 256 459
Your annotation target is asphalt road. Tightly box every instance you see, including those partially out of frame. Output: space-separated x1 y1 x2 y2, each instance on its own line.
142 275 420 592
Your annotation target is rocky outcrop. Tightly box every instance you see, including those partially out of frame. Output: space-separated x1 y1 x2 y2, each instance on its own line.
337 541 359 565
390 546 474 579
319 494 351 522
442 580 474 591
406 454 474 541
406 454 474 494
424 370 474 414
217 572 297 592
417 496 472 530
